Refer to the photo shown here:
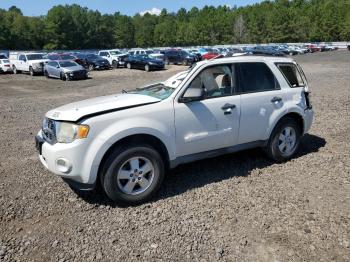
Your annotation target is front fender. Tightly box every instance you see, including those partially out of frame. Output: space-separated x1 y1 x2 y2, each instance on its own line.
82 117 175 184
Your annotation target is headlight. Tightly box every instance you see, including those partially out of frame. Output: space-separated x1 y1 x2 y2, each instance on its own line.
56 122 89 143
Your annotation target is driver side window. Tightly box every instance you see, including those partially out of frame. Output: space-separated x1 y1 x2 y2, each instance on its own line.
188 65 235 98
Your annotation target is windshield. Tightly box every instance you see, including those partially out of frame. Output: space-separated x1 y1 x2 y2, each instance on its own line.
110 51 121 55
59 61 78 67
86 54 100 59
60 55 75 60
27 54 44 60
129 83 175 100
145 50 153 54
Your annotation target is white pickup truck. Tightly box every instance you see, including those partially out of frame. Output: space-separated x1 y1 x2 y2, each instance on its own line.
9 52 49 76
98 50 129 68
36 56 313 205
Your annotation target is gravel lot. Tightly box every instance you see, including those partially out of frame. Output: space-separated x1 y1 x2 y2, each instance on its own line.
0 51 349 262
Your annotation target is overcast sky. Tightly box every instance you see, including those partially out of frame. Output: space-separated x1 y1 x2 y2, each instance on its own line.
0 0 263 16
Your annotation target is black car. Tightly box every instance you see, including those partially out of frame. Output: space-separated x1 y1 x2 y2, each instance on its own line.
163 50 196 65
75 53 111 70
125 55 165 72
47 53 87 68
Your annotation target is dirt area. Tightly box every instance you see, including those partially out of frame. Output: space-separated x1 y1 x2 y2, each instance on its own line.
0 51 349 262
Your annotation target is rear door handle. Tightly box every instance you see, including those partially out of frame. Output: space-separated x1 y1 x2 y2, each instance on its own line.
271 96 282 103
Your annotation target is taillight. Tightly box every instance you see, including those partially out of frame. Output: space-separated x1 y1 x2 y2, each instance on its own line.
5 64 10 67
304 91 312 109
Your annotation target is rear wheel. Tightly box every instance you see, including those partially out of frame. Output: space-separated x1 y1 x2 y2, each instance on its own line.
165 58 170 65
13 66 20 74
265 117 301 162
127 63 132 69
44 70 49 78
101 144 165 205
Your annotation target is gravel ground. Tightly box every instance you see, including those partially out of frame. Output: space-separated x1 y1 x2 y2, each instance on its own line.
0 51 349 262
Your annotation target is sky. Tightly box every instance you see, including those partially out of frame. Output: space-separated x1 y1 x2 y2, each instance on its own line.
0 0 262 16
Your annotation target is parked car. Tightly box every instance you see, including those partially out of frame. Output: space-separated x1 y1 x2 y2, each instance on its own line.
185 49 202 61
201 50 223 60
75 53 110 70
44 60 88 81
250 46 285 56
348 45 350 51
0 59 13 73
9 52 49 76
129 49 164 61
163 49 196 65
98 49 129 68
35 55 313 205
47 53 87 68
125 54 165 72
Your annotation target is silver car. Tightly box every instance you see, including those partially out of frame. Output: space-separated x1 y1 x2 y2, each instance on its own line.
44 60 88 81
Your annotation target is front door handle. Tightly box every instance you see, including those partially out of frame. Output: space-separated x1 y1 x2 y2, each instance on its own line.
271 96 282 103
221 103 236 110
221 103 236 114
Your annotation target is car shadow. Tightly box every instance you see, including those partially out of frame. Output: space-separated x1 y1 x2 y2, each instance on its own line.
75 134 326 207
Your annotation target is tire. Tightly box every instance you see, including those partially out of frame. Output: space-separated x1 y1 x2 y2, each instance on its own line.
29 66 35 76
44 70 49 78
265 117 301 162
127 63 132 69
101 144 165 205
88 64 94 71
165 58 170 65
145 64 150 72
112 60 118 69
60 72 66 81
12 66 19 74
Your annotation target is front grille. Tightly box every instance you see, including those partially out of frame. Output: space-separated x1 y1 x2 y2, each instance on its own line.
42 118 56 144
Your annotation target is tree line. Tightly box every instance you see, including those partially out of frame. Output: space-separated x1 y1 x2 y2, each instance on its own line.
0 0 349 50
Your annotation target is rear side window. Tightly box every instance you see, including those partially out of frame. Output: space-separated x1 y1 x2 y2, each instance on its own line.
239 62 279 93
276 63 304 87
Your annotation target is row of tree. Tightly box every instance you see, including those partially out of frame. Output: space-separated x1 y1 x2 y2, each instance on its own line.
0 0 349 50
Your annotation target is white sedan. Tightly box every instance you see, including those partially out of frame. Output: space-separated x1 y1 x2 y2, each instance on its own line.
0 59 13 73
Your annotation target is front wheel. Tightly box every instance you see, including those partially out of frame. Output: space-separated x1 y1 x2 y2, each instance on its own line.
60 72 67 81
144 64 150 72
112 60 118 69
29 66 35 76
265 117 301 162
127 63 132 69
88 64 94 71
101 145 165 205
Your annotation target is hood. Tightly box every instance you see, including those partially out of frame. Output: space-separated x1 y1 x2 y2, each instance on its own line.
46 93 161 122
62 65 85 72
146 57 164 63
30 59 49 64
90 59 108 63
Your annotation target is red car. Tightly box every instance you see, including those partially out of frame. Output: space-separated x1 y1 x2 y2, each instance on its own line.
201 52 223 60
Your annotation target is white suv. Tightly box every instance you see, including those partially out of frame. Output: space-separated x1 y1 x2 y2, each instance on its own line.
98 50 128 68
36 56 314 205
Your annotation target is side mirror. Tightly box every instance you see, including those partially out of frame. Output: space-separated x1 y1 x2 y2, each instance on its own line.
179 87 204 103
